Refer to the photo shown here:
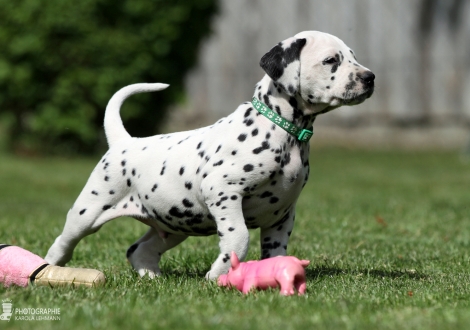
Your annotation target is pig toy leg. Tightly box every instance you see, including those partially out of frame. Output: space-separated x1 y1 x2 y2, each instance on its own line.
279 262 309 296
242 279 258 294
279 280 297 296
296 281 307 295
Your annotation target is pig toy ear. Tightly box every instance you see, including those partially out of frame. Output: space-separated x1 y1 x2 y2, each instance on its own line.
230 251 240 270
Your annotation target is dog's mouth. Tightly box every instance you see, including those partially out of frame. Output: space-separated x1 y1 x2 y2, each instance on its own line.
340 87 374 106
307 87 375 117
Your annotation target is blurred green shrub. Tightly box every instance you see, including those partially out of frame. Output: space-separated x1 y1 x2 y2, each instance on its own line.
0 0 217 154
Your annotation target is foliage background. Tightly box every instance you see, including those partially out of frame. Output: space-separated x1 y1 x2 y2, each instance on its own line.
0 0 217 154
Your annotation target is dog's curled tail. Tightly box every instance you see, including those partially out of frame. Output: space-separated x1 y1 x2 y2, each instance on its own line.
104 83 169 147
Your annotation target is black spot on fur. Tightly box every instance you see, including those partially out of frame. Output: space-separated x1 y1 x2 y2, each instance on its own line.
104 176 109 181
260 191 273 198
126 243 138 258
253 141 270 154
79 209 86 215
169 206 193 219
141 205 149 215
213 160 223 167
244 119 254 126
244 107 253 117
109 190 115 195
238 134 247 142
103 205 112 210
185 181 192 190
259 38 306 81
269 197 279 204
127 179 131 187
243 164 254 172
182 199 194 208
331 63 339 73
345 80 357 92
91 191 98 195
179 167 185 175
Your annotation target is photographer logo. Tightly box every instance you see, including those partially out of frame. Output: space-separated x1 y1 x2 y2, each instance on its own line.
0 299 13 322
0 299 60 322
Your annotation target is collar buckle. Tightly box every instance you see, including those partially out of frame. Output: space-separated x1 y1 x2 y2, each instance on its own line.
298 129 313 142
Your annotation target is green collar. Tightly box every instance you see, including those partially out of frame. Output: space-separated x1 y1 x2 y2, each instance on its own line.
251 97 313 142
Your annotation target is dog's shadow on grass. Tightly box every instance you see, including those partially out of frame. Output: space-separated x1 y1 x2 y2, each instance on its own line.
158 265 426 284
306 265 426 283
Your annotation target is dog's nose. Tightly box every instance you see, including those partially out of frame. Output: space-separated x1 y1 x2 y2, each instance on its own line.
360 71 375 86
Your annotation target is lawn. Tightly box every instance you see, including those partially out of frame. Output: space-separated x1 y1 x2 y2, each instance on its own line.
0 148 469 329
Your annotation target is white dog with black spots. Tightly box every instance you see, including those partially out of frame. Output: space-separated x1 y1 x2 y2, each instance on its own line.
45 31 375 280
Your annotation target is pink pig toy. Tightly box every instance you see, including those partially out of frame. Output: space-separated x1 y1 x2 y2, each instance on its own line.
217 252 309 295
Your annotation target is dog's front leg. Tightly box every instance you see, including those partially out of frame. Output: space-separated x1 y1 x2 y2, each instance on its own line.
204 192 249 280
260 208 296 259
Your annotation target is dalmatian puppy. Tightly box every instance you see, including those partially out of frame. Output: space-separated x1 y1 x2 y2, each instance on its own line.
45 31 374 280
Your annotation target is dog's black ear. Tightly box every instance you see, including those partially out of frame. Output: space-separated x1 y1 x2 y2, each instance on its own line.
260 38 306 96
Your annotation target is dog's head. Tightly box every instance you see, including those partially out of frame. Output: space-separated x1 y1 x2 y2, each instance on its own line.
260 31 374 115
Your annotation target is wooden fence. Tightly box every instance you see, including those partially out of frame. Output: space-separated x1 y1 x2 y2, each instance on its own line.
169 0 470 148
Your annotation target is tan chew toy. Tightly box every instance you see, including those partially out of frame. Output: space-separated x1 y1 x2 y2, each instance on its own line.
0 244 105 288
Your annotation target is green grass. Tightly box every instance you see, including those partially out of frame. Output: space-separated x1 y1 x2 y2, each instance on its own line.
0 148 469 329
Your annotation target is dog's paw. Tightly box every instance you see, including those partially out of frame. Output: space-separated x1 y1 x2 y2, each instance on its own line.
205 269 224 281
137 268 162 279
205 270 216 280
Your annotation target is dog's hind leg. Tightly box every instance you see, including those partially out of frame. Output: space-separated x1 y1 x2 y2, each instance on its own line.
45 210 98 266
126 228 187 278
45 165 135 266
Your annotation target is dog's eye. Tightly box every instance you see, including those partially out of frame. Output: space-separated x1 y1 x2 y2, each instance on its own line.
322 57 337 65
